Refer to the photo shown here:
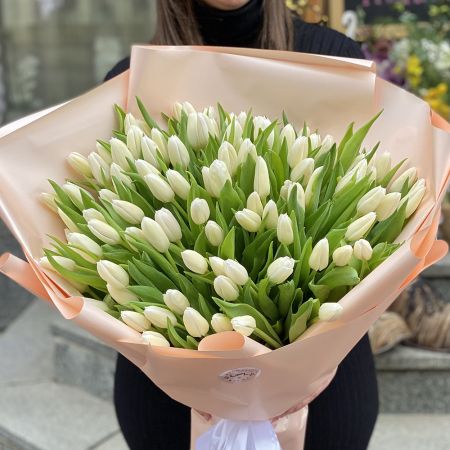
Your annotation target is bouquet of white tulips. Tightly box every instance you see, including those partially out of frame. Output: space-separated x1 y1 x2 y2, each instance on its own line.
39 98 426 350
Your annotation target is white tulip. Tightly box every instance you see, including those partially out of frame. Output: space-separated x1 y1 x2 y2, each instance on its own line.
223 259 249 286
389 167 418 193
121 311 150 332
112 200 145 224
168 135 190 169
309 238 329 271
253 116 273 146
332 245 353 267
95 142 113 164
141 217 171 253
141 136 161 169
353 239 373 261
124 227 146 243
211 313 233 333
107 284 138 305
208 160 231 198
376 192 401 221
205 221 224 246
88 219 121 245
181 101 197 116
345 212 377 241
126 126 143 158
288 136 308 168
57 208 79 233
99 189 119 203
97 260 129 288
246 192 264 216
135 159 160 178
183 307 209 338
67 152 92 177
144 174 175 203
218 142 239 176
319 303 343 321
316 134 334 157
214 275 240 301
357 186 386 215
280 180 292 201
141 331 170 347
309 133 321 149
67 232 103 260
124 113 140 134
39 256 76 272
291 158 315 184
166 169 191 200
206 116 219 138
190 198 210 225
40 192 58 213
110 163 132 187
187 112 210 150
231 315 256 337
84 298 110 312
305 166 324 208
83 209 106 223
181 250 208 274
277 214 294 246
63 183 89 210
110 138 134 171
280 124 296 151
201 167 214 196
235 208 262 232
209 256 226 276
254 156 270 199
238 138 257 165
374 152 391 182
88 152 110 185
404 182 426 218
155 208 182 242
150 128 170 163
163 289 190 315
225 119 243 148
267 257 295 284
173 102 184 121
287 182 306 210
144 306 177 328
262 200 279 229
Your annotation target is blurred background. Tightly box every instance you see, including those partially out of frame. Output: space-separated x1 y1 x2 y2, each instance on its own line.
0 1 449 450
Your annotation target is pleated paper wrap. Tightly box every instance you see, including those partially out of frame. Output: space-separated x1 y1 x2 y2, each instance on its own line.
0 47 449 450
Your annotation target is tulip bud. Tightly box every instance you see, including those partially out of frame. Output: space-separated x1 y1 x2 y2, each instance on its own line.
223 259 249 286
288 182 306 210
141 136 161 170
124 226 146 243
142 331 170 347
110 138 134 171
190 198 210 225
62 183 87 210
168 135 190 169
309 238 329 271
209 256 226 276
144 174 175 203
267 257 295 284
238 139 257 165
280 124 296 151
57 208 79 233
211 313 233 333
375 192 401 221
206 116 219 138
144 306 177 328
97 260 129 289
235 208 262 232
181 250 208 274
67 232 103 260
124 113 139 134
126 126 143 159
309 133 321 149
141 217 170 252
280 180 294 201
277 214 294 246
374 152 391 182
231 315 256 337
291 158 315 185
40 256 76 272
332 245 353 267
95 142 113 164
99 189 119 203
237 111 247 128
214 275 240 301
254 156 270 199
135 160 160 179
345 212 377 241
319 303 343 321
305 166 324 208
225 120 243 149
110 163 132 187
187 112 210 150
40 192 58 213
163 289 190 315
262 200 278 229
288 136 308 168
246 192 264 216
82 209 106 223
357 186 386 215
88 152 110 185
205 221 224 247
201 167 214 196
404 182 426 218
154 208 182 242
218 142 239 176
88 219 121 245
166 169 191 200
150 128 169 163
67 152 92 177
203 105 217 121
316 134 334 157
253 115 271 139
208 160 231 198
389 167 418 193
173 102 183 121
182 101 196 116
183 307 209 337
353 239 373 261
107 284 138 305
121 311 150 332
112 200 145 225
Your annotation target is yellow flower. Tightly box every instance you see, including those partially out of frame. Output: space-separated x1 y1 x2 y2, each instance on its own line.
406 55 423 88
423 84 449 118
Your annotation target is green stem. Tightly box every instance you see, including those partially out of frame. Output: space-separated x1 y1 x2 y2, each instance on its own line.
253 328 281 349
165 251 179 271
173 199 189 222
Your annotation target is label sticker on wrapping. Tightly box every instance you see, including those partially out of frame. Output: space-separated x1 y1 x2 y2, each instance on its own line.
219 367 261 383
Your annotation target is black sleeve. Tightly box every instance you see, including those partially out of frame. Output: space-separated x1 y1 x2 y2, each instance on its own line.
104 56 131 82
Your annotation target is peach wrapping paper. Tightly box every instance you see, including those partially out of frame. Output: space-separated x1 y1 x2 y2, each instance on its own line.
0 46 449 449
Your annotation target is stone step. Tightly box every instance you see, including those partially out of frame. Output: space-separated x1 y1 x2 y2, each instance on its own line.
375 345 450 413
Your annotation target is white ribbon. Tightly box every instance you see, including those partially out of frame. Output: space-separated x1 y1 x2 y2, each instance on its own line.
196 419 282 450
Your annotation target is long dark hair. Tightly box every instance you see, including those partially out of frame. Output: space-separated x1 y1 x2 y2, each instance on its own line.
152 0 294 51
